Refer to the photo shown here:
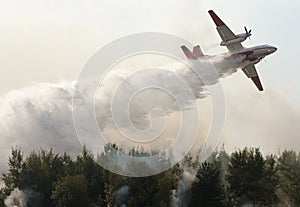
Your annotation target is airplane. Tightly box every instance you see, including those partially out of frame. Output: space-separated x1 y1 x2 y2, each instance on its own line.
181 10 277 91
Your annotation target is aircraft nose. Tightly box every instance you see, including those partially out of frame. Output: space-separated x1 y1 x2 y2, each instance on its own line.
268 47 277 54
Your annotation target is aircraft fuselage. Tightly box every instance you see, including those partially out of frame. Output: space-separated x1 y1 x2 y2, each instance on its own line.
223 44 277 67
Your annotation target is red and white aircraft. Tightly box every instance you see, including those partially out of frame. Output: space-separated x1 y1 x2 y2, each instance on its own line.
181 10 277 91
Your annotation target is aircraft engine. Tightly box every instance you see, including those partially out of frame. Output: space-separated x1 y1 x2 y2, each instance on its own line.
220 26 252 46
220 37 245 46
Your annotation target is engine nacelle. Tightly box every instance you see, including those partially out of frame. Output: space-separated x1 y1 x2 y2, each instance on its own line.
220 37 246 46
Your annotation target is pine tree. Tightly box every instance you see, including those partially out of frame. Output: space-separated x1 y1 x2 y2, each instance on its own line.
277 150 300 206
152 165 183 207
20 149 64 207
75 146 105 204
190 161 225 207
227 148 278 206
2 147 24 192
259 155 279 205
127 176 158 207
52 175 89 207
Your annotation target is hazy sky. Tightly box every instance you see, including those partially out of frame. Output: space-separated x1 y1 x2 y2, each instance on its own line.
1 0 299 94
0 0 300 155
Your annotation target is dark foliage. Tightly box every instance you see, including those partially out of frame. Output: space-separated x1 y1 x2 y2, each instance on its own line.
0 146 298 207
190 161 225 207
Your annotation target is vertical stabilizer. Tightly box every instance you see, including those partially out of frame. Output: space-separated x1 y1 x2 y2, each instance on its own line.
181 45 197 60
193 45 204 58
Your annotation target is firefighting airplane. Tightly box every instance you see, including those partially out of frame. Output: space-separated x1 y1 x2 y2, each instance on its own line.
181 10 277 91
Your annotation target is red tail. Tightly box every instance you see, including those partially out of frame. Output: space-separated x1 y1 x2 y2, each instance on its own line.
181 45 205 60
181 45 196 60
193 45 204 58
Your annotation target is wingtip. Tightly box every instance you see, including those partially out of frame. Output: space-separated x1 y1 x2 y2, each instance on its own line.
251 76 264 91
208 10 215 16
208 10 225 27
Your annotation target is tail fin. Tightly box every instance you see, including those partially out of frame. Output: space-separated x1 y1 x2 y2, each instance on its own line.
193 45 204 58
181 45 205 60
181 45 197 60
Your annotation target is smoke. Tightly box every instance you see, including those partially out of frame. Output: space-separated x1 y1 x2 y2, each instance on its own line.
0 50 299 205
0 180 5 189
90 55 243 143
171 169 197 207
0 55 243 173
0 82 82 171
115 185 130 207
223 83 300 154
4 188 26 207
4 188 41 207
170 150 231 207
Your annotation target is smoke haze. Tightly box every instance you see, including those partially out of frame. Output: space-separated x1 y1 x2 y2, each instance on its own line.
0 55 300 173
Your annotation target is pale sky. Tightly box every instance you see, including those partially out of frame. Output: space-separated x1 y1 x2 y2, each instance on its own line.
0 0 300 154
1 0 299 94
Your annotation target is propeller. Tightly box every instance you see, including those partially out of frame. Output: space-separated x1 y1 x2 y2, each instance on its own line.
244 26 252 39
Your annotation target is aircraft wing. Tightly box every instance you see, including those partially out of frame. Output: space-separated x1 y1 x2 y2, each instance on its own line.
208 10 243 52
242 64 264 91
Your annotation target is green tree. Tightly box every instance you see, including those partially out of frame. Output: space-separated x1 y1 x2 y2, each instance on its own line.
75 146 105 205
152 164 183 207
61 152 76 176
214 149 232 206
20 149 64 207
227 148 278 206
102 169 123 207
214 147 230 185
2 147 23 192
190 161 225 207
127 175 159 207
52 175 89 207
0 188 5 207
277 150 300 206
259 155 278 206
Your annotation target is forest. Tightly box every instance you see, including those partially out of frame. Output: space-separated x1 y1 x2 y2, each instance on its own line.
0 145 299 207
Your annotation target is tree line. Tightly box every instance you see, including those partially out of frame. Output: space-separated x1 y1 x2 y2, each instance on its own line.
0 145 299 207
